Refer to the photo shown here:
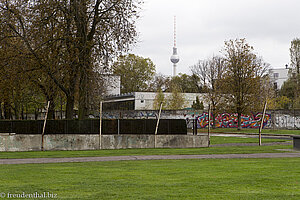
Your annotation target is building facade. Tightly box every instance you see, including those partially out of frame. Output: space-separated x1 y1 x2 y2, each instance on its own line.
269 68 289 90
103 92 207 111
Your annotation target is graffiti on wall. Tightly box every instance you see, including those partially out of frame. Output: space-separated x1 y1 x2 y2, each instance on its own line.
274 115 300 129
103 111 157 119
99 110 299 129
197 112 271 129
102 110 200 120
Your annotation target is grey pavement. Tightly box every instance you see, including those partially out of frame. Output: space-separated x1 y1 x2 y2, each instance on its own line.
1 152 300 165
210 141 292 147
207 133 293 140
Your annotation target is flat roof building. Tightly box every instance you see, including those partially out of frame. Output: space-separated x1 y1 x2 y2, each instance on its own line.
103 92 207 111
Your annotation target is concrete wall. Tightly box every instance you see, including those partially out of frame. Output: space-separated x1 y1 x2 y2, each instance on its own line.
101 110 300 129
0 134 209 152
272 112 300 129
197 112 272 129
0 134 41 152
134 92 208 110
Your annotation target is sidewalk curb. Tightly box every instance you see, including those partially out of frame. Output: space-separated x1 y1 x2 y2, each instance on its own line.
1 153 300 165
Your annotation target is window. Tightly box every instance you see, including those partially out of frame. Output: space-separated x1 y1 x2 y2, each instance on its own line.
103 100 134 110
273 82 278 90
274 73 279 79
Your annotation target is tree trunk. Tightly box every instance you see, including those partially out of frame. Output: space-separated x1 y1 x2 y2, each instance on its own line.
4 102 12 119
35 108 38 120
0 101 2 119
77 44 92 119
78 66 90 120
237 112 242 130
72 1 92 120
47 99 56 120
212 101 216 129
212 111 216 129
21 105 24 120
66 95 75 119
13 102 20 120
44 89 56 120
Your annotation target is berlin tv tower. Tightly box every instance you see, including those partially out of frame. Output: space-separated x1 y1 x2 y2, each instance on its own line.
170 16 179 77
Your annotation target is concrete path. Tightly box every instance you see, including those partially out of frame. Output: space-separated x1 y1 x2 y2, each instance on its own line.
210 141 292 147
208 133 292 140
1 152 300 165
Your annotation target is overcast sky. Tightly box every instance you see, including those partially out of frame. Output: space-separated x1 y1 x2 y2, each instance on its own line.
130 0 300 76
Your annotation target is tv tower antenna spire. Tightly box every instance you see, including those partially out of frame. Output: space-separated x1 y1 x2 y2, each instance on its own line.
170 16 179 77
174 16 176 47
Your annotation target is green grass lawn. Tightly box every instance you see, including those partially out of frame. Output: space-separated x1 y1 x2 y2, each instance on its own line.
1 158 300 199
210 136 290 145
0 145 292 159
197 128 300 135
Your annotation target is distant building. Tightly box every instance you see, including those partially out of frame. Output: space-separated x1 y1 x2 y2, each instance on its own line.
103 92 207 111
269 68 289 90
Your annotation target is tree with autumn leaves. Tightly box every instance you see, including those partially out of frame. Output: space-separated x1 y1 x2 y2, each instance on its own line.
0 0 142 119
191 39 270 130
112 54 156 93
220 39 269 130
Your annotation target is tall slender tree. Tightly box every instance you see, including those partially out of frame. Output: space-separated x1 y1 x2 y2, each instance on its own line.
221 39 268 130
290 38 300 75
153 88 166 110
290 38 300 102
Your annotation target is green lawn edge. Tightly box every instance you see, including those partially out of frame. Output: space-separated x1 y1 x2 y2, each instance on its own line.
0 145 293 159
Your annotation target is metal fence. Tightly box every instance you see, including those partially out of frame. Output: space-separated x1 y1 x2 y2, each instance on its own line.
0 119 187 135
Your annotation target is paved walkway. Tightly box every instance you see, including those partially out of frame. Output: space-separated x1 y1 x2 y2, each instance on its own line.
210 141 292 147
1 152 300 165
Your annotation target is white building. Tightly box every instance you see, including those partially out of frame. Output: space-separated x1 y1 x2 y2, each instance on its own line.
103 92 207 111
269 68 289 90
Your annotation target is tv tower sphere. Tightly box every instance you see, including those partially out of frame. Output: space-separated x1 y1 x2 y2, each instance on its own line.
170 16 179 77
170 47 179 64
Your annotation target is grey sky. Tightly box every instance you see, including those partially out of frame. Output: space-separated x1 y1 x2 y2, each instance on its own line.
130 0 300 76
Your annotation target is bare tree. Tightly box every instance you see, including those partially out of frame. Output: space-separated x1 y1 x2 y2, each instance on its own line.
148 73 171 92
190 59 210 92
191 56 225 128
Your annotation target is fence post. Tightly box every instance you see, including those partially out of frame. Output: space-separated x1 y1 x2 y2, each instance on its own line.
294 108 296 130
41 101 50 151
208 104 211 147
154 103 163 148
99 101 102 150
118 119 120 135
194 115 198 135
192 117 195 135
259 101 268 146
